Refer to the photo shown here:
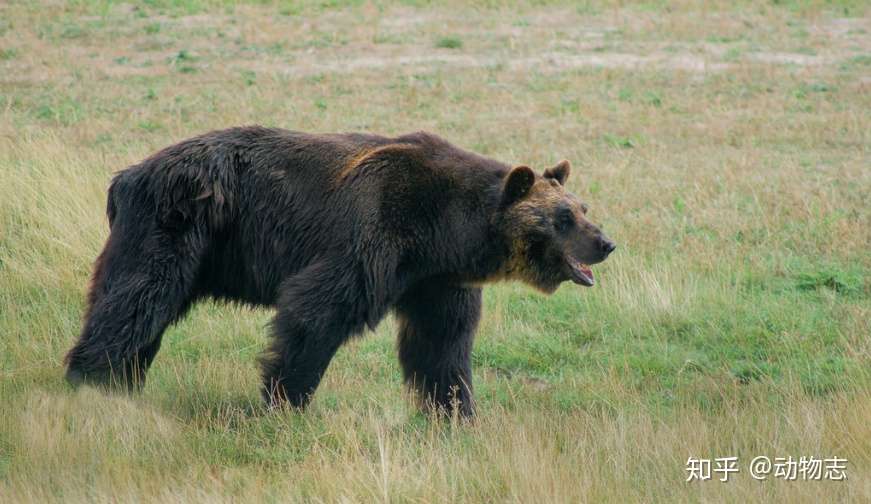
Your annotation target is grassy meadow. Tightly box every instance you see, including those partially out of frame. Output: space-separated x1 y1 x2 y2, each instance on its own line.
1 0 870 501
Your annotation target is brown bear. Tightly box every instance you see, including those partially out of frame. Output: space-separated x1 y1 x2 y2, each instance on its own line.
64 127 615 416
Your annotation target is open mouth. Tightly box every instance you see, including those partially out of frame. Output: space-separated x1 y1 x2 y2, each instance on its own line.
567 260 595 287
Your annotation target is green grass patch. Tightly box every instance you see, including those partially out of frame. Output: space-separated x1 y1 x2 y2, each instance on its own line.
435 36 463 49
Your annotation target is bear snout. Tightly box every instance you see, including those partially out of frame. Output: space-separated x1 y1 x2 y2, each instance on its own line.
599 237 616 258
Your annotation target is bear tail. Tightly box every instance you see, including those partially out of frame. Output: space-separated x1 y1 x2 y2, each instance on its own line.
106 172 123 227
107 148 238 233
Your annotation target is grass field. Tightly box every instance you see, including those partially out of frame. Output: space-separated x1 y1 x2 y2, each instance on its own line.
1 0 870 501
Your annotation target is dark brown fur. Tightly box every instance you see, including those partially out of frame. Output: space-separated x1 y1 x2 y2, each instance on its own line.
64 127 615 416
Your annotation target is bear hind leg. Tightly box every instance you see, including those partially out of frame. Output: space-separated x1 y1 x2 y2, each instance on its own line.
65 227 202 391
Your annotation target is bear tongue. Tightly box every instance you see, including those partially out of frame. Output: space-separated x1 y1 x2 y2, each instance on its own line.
569 261 595 287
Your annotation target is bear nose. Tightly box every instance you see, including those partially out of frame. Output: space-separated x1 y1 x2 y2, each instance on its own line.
600 238 616 256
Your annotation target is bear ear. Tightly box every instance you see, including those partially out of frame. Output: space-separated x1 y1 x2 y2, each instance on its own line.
502 165 536 205
543 160 571 186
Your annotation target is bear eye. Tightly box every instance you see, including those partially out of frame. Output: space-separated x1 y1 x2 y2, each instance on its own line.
554 210 574 232
580 203 589 214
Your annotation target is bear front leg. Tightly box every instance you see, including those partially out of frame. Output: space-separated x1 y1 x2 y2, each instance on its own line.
396 283 482 418
261 260 367 409
261 314 347 409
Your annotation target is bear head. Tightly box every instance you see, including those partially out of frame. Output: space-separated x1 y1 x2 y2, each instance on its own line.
495 160 616 294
